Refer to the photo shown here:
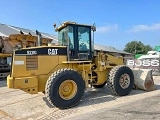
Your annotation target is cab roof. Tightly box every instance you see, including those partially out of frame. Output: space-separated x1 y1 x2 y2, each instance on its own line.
55 21 96 31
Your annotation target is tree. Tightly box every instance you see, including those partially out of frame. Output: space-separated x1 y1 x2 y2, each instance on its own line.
124 41 152 54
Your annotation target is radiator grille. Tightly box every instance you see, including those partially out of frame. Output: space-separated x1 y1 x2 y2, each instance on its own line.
26 56 38 70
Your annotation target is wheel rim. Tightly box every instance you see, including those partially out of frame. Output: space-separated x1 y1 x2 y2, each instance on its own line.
119 73 130 89
59 80 77 100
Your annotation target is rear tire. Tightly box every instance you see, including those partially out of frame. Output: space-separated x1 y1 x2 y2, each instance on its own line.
45 68 85 109
107 65 134 96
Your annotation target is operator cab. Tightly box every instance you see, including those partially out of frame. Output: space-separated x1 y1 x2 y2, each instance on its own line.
55 22 96 61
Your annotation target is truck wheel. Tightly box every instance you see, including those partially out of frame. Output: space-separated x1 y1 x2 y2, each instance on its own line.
45 68 85 109
93 82 106 88
107 65 134 96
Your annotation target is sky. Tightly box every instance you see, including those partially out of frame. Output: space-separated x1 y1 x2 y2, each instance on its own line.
0 0 160 50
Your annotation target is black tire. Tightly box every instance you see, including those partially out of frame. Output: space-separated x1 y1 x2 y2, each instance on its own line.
107 65 134 96
93 82 106 88
45 68 85 109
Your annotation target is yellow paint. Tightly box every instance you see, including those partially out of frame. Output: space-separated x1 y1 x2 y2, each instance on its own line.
7 45 124 94
0 53 11 57
14 76 38 89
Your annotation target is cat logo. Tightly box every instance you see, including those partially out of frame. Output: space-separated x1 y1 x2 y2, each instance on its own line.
48 48 58 55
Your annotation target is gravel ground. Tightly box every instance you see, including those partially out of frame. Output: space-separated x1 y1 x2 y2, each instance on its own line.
0 76 160 120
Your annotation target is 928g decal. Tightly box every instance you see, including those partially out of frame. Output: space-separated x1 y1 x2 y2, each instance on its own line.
27 50 37 55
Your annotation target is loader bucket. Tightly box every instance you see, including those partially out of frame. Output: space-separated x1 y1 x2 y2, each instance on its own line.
132 68 155 91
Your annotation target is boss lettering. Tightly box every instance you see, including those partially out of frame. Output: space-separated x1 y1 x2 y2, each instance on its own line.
48 49 58 55
127 59 159 67
127 60 134 66
151 60 159 66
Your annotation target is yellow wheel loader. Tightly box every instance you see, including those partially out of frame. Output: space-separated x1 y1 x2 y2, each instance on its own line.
7 21 134 109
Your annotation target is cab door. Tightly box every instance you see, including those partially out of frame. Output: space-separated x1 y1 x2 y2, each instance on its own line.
69 25 93 61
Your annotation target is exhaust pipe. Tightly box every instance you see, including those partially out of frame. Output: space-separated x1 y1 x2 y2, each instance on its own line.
36 30 42 46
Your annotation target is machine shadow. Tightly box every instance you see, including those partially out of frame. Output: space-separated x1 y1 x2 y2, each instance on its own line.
42 86 118 109
77 86 146 108
42 85 152 109
0 80 7 87
155 84 160 90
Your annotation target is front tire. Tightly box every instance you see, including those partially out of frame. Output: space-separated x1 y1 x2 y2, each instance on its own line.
45 68 85 109
107 65 134 96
